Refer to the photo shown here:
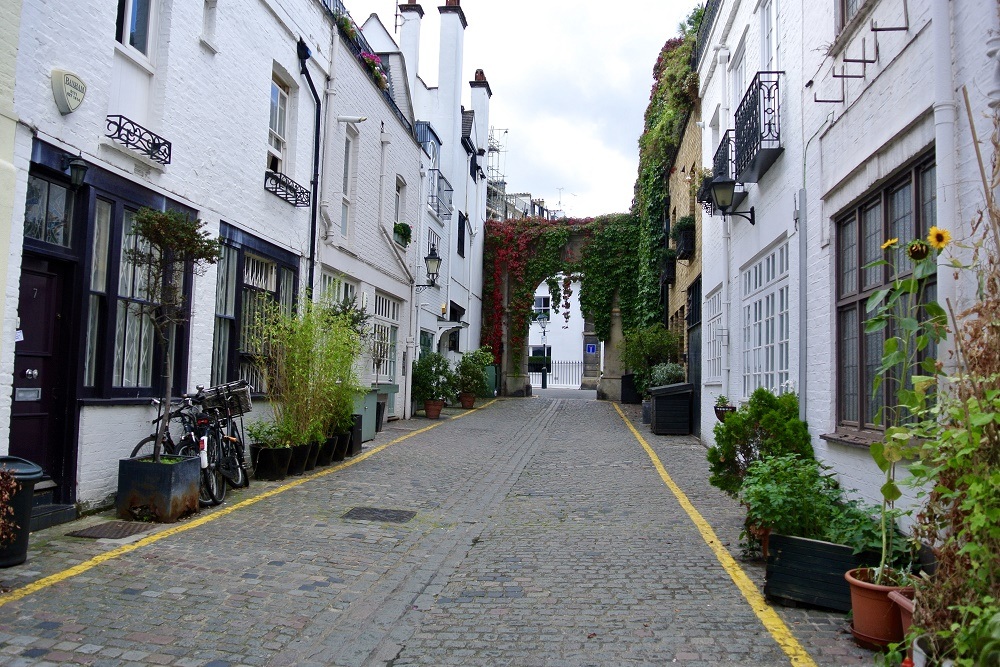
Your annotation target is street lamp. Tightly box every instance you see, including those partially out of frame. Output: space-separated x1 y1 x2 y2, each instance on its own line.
415 244 441 293
710 177 755 225
536 311 549 389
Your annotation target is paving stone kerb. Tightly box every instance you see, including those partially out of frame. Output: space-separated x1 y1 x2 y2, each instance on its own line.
0 398 871 666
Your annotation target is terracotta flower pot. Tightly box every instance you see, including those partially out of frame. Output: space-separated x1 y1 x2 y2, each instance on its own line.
845 568 912 649
424 399 445 419
459 392 476 409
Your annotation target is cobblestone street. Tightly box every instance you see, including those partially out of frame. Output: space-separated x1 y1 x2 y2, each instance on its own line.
0 396 873 666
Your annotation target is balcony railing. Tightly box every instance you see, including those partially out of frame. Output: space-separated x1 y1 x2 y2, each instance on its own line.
734 71 784 183
692 0 721 70
320 0 414 137
711 129 747 209
105 115 172 164
264 170 311 207
428 168 453 219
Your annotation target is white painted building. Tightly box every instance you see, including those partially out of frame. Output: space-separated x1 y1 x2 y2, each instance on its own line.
527 278 588 389
3 0 489 512
696 0 999 506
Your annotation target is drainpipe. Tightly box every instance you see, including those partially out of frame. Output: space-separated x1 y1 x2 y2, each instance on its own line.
298 38 322 295
932 0 958 374
717 47 732 401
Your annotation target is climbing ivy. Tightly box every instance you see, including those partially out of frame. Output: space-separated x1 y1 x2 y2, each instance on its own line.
483 214 644 365
632 8 703 328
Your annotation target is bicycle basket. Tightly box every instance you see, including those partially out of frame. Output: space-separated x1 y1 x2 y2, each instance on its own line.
201 381 253 416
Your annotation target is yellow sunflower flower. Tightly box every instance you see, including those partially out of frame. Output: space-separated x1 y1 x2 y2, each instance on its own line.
927 226 951 250
881 238 899 250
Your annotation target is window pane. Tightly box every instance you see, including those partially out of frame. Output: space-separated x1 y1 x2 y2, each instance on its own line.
44 182 72 246
211 317 231 385
24 177 47 241
889 182 913 275
279 268 295 315
129 0 151 54
84 294 103 387
838 215 857 297
839 307 859 422
863 318 884 425
920 164 936 236
92 200 112 292
341 201 349 237
215 244 237 317
861 203 883 289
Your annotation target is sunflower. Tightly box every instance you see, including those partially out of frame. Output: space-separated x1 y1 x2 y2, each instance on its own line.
908 239 931 261
881 238 899 250
927 226 951 250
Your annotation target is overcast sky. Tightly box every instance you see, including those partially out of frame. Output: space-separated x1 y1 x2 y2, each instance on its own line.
345 0 701 218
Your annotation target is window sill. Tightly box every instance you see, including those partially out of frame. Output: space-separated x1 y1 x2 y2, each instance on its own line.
820 429 882 450
199 36 219 54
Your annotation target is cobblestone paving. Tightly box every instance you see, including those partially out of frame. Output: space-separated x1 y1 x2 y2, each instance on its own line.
0 396 874 666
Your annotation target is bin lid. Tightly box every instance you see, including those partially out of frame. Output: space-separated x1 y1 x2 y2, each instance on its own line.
649 382 694 396
0 456 44 481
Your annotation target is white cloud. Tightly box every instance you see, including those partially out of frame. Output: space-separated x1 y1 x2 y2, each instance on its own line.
344 0 700 216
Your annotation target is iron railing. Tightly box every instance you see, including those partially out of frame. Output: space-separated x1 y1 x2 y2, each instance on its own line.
529 360 584 389
319 0 414 137
427 168 453 219
264 170 311 207
734 71 783 181
713 129 736 180
692 0 721 70
105 115 171 164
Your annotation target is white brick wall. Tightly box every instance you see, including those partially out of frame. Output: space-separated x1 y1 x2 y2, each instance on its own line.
698 0 999 507
6 0 455 505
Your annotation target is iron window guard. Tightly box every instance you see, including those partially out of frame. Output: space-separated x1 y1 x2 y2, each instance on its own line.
734 71 784 182
105 114 172 165
264 170 311 207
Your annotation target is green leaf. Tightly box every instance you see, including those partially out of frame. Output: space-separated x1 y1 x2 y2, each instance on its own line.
865 318 888 333
899 317 919 332
914 259 937 279
866 289 891 312
881 480 902 502
971 411 995 427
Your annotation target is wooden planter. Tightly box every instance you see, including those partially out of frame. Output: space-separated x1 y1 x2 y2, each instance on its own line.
116 455 200 523
765 533 879 613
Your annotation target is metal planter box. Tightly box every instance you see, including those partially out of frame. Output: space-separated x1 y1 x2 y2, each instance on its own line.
117 455 200 523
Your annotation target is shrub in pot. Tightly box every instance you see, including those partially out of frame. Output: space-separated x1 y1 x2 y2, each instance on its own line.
707 387 813 499
412 352 456 419
714 395 736 422
619 323 681 400
246 420 293 481
456 346 494 408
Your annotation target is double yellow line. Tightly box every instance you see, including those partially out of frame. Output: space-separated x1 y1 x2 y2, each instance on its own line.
613 403 817 667
0 402 493 609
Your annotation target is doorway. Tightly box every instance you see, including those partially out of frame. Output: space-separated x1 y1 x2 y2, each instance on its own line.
11 254 74 501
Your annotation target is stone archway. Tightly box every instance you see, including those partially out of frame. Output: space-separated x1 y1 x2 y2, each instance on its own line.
482 215 639 401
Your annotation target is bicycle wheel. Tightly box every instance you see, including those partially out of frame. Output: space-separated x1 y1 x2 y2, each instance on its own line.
130 435 176 459
221 432 248 489
203 431 227 506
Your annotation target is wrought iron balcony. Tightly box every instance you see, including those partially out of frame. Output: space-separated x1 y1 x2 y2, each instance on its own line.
264 170 310 207
428 168 453 220
734 72 784 183
711 130 747 209
105 115 172 165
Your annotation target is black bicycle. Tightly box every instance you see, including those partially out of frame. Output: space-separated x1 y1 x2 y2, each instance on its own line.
129 395 200 459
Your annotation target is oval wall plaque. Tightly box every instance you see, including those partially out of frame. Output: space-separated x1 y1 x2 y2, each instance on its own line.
51 69 87 114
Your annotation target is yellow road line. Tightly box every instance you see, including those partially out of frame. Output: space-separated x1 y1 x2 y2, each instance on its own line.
613 402 817 667
0 400 496 609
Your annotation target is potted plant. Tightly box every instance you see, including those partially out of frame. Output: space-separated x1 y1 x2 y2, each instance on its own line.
456 346 493 409
116 208 219 523
412 352 456 419
707 387 813 500
333 12 357 40
714 395 736 422
359 51 389 90
739 453 889 611
671 215 696 260
246 419 293 481
644 362 686 425
619 323 681 406
393 222 411 247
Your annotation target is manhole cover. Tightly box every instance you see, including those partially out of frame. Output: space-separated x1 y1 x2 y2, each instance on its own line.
342 507 416 524
68 521 157 539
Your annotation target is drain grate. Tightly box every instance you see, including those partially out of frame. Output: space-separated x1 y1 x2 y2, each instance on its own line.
68 521 157 540
342 507 416 524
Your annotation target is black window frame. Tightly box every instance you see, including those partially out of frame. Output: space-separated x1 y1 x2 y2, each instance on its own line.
835 153 936 433
210 223 300 391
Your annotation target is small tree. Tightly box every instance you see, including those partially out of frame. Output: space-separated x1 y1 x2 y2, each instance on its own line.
124 208 220 462
619 323 681 396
